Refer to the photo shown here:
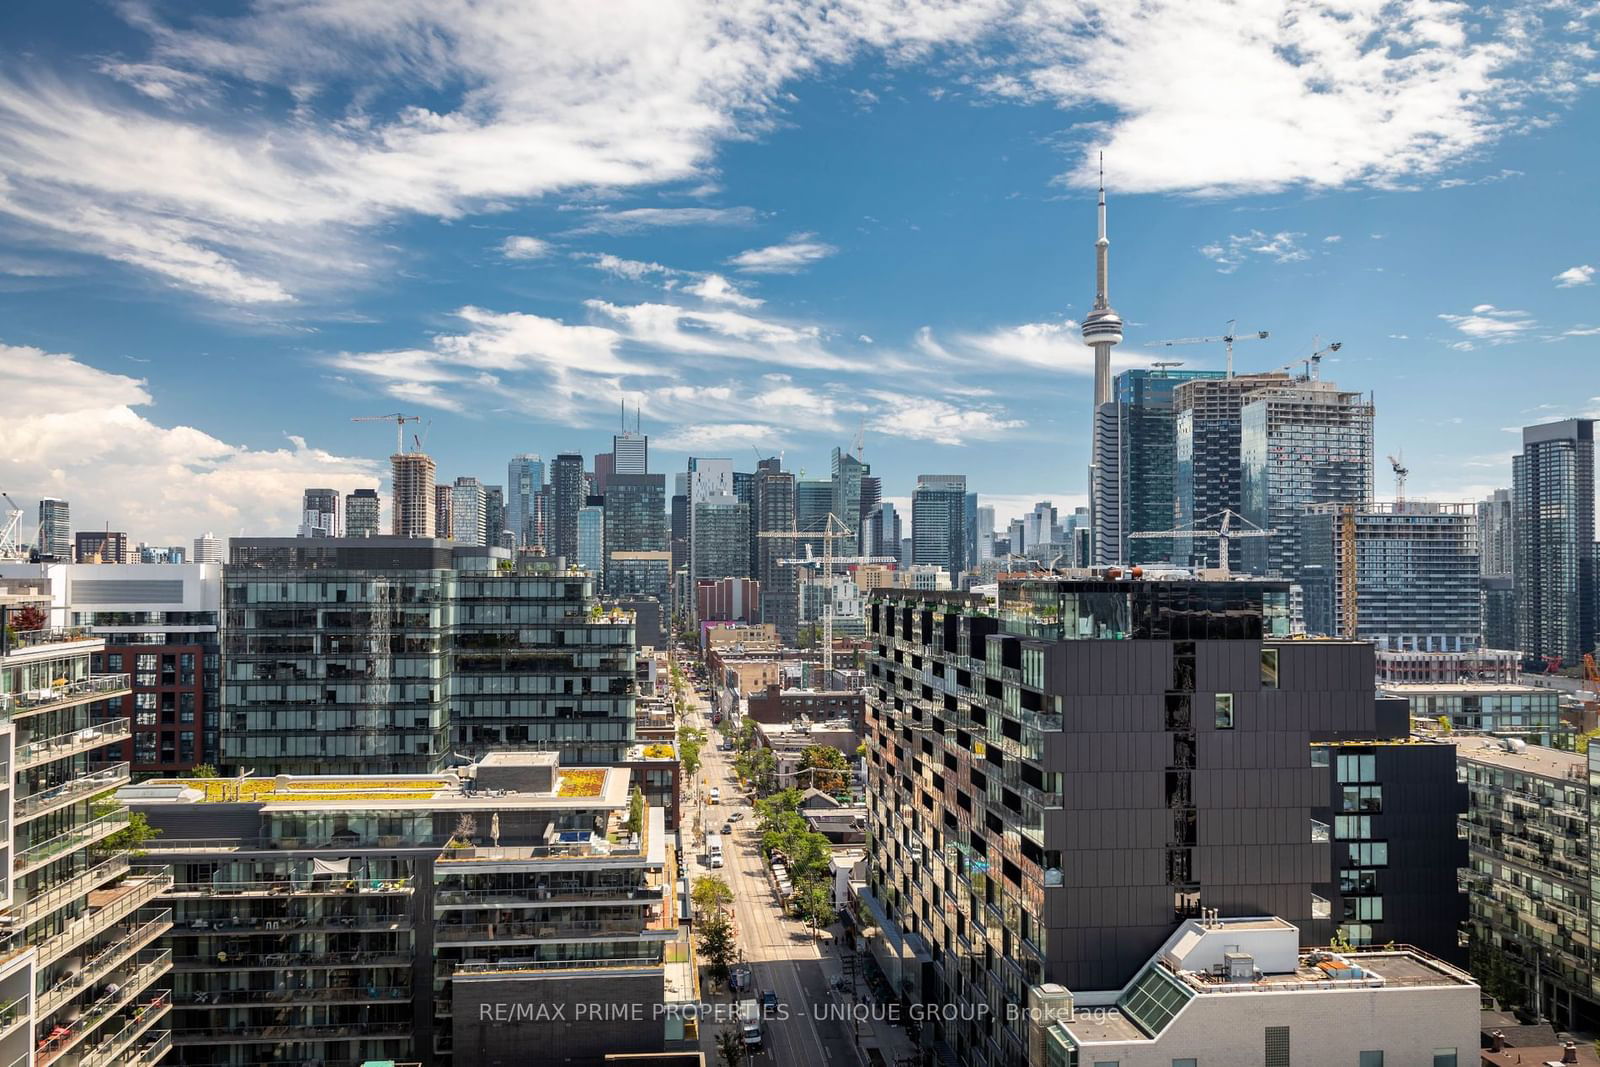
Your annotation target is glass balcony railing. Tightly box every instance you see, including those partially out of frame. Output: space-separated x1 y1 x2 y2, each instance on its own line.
11 853 131 926
36 953 171 1067
1 674 131 716
37 909 173 1015
13 809 130 877
16 762 130 822
16 719 133 769
31 874 172 970
1310 819 1331 844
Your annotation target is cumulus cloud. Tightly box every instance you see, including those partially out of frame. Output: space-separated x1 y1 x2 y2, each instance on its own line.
1 340 380 542
562 207 758 236
727 233 839 274
868 392 1024 445
500 236 552 260
681 273 763 308
1199 230 1311 273
1554 264 1595 288
947 321 1152 375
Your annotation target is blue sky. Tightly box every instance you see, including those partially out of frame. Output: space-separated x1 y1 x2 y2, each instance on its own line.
1 0 1597 543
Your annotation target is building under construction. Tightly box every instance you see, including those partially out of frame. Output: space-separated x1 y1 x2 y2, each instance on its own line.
1298 502 1481 649
392 451 437 538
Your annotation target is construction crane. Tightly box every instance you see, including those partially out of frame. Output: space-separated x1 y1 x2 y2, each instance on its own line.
0 491 25 561
759 513 869 679
1388 453 1409 506
1146 319 1269 379
351 413 421 456
1152 360 1186 370
1128 509 1272 580
1274 340 1342 381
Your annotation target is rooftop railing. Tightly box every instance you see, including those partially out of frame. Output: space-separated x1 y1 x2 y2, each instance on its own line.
1 627 98 654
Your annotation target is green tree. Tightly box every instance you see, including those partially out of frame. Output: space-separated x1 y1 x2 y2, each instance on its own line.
678 725 704 778
692 874 734 915
793 879 836 937
185 764 220 779
626 785 645 836
696 909 738 984
101 811 163 858
716 1028 747 1067
799 744 850 792
796 624 821 649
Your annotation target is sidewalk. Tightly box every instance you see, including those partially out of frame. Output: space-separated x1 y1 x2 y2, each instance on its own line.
814 921 925 1066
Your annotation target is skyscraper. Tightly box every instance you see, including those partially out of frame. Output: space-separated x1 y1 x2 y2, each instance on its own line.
613 429 648 475
1115 367 1227 564
299 487 340 538
577 502 605 581
434 484 455 541
36 496 69 558
831 447 869 554
603 473 667 594
753 458 798 639
345 487 381 537
866 502 903 563
1477 488 1514 578
193 531 222 564
1173 373 1288 570
963 491 979 569
452 475 487 546
593 452 615 495
1239 380 1376 576
74 529 128 563
391 451 437 538
506 453 544 548
860 475 881 549
912 474 967 580
1081 158 1123 567
975 504 996 560
733 469 757 579
691 497 749 592
686 456 735 587
1513 418 1596 668
796 478 832 560
551 452 586 561
484 484 508 548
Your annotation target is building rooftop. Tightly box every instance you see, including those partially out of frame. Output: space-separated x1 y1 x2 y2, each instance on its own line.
1382 682 1555 696
1453 735 1587 780
125 764 633 810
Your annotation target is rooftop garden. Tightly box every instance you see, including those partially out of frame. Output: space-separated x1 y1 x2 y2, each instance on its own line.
641 744 675 760
557 769 606 798
158 777 445 804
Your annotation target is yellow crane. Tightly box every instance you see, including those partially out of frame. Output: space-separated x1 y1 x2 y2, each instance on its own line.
351 413 421 456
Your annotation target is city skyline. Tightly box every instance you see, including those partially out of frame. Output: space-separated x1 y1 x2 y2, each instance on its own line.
1 3 1597 543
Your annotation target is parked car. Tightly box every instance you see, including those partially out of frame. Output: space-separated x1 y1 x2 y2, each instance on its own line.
722 822 733 834
728 811 745 821
759 990 778 1013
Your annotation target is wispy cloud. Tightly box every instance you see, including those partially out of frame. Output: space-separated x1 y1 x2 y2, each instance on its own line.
681 273 763 308
564 207 757 236
727 233 838 274
1437 304 1538 349
868 392 1025 445
1199 230 1310 273
1554 264 1595 288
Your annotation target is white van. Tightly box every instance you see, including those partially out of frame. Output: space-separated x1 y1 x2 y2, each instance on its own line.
707 833 724 868
709 787 721 804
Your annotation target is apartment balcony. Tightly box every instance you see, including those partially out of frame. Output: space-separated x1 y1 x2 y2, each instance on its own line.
13 810 130 879
177 913 411 936
171 1022 412 1045
433 916 672 944
36 952 171 1067
16 720 133 771
9 854 131 927
76 993 171 1067
124 1029 171 1067
2 675 131 718
177 985 411 1008
16 764 131 824
35 873 172 970
0 993 29 1046
172 949 413 971
433 884 660 909
38 910 173 1015
166 876 413 899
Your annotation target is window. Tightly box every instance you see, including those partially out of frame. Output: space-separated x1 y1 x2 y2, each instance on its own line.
1335 815 1372 840
107 653 123 672
1343 896 1383 921
1215 694 1234 729
1260 647 1279 689
1265 1026 1290 1067
1349 842 1389 866
1359 1053 1383 1067
1173 1060 1198 1067
1431 1051 1456 1067
1339 785 1382 812
1336 753 1376 783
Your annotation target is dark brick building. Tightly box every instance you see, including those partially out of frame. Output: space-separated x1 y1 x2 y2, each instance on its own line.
745 683 863 727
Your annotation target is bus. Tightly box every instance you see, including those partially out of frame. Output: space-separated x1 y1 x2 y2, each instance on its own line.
707 833 724 868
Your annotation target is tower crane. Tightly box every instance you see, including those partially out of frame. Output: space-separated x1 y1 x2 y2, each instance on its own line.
0 491 25 561
1128 508 1274 580
1146 320 1269 379
1152 361 1186 370
351 413 421 456
1274 340 1342 381
1388 453 1409 506
760 513 885 679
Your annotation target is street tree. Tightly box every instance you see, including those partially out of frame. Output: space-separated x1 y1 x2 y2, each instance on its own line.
692 874 734 915
799 744 850 792
696 910 738 984
793 879 836 938
716 1028 746 1067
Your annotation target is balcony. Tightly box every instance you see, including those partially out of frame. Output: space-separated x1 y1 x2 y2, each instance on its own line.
175 985 411 1007
34 874 173 970
172 949 413 971
38 910 173 1015
13 809 130 878
0 994 29 1045
167 876 413 898
16 763 131 823
171 1022 412 1044
77 993 171 1067
1311 893 1332 920
433 884 659 908
434 916 666 943
125 1029 171 1067
2 674 131 717
16 720 133 770
0 627 99 656
1310 819 1331 844
10 854 131 926
36 953 171 1067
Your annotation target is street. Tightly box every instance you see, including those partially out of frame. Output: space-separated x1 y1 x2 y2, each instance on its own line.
680 684 867 1066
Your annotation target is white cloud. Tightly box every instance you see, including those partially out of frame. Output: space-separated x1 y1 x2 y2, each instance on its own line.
681 273 763 308
868 392 1024 445
1199 230 1310 273
950 321 1152 374
585 300 854 370
1437 304 1538 349
563 207 757 236
587 254 673 281
1554 264 1595 287
1 340 380 542
727 233 838 273
500 236 552 260
0 1 1579 302
1564 325 1600 337
1323 235 1342 243
650 422 793 454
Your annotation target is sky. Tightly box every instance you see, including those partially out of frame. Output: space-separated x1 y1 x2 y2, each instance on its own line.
1 0 1597 544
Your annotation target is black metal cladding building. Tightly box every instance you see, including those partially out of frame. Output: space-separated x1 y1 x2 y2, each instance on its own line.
863 578 1465 1067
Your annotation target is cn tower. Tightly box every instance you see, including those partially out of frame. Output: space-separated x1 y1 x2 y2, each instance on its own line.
1082 154 1122 565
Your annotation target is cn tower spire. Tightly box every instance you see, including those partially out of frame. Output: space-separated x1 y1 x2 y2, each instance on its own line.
1081 151 1122 406
1095 152 1109 308
1082 151 1125 568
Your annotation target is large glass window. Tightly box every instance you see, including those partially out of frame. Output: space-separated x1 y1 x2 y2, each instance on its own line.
1214 694 1235 729
1260 648 1279 689
1431 1051 1456 1067
1360 1052 1384 1067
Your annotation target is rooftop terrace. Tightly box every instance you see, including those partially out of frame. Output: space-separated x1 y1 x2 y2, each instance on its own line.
1453 735 1587 780
125 764 632 810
